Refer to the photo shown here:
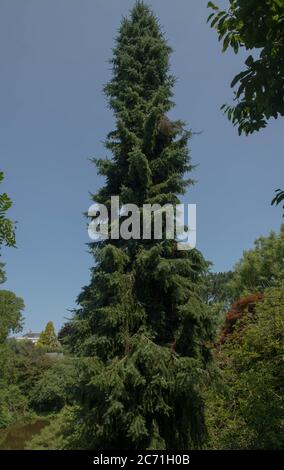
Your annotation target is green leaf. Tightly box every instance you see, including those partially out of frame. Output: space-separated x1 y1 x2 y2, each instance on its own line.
271 190 284 206
211 16 220 28
222 33 231 52
273 0 284 8
207 13 215 23
231 70 250 88
245 55 254 67
207 1 219 10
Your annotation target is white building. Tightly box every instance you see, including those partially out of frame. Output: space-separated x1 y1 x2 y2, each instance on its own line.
16 331 41 345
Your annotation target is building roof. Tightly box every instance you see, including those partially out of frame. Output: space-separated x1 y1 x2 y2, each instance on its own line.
22 332 41 338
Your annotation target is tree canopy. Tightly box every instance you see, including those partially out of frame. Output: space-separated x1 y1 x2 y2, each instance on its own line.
227 225 284 300
208 0 284 135
0 172 16 249
0 290 24 344
206 284 284 449
37 322 59 351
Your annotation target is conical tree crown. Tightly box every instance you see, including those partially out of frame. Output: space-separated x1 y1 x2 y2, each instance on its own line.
95 1 192 208
38 321 58 350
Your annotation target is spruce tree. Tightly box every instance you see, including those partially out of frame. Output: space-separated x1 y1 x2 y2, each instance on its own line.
67 1 213 450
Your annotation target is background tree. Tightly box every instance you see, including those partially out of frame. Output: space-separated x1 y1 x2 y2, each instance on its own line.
0 263 6 285
37 321 59 351
0 339 53 430
200 269 235 337
206 284 284 449
0 290 25 428
200 224 284 331
0 290 24 344
201 271 234 307
0 172 26 429
57 321 76 351
226 225 284 300
56 1 214 450
29 357 77 413
208 0 284 135
0 172 16 248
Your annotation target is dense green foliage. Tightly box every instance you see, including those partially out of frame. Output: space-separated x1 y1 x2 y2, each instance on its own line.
0 342 28 428
208 0 284 135
37 321 60 351
28 226 284 450
26 406 80 450
202 271 233 307
0 340 51 428
30 357 77 412
206 284 284 449
202 227 284 310
201 227 284 341
226 226 284 299
57 1 214 450
200 227 284 449
0 256 68 432
0 264 25 428
0 337 75 431
0 290 24 344
0 172 16 248
0 263 6 284
0 172 25 429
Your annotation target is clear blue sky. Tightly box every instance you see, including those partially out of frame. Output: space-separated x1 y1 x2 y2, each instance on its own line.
0 0 283 333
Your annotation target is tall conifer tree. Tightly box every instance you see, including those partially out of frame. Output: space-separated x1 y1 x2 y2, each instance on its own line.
67 1 213 449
